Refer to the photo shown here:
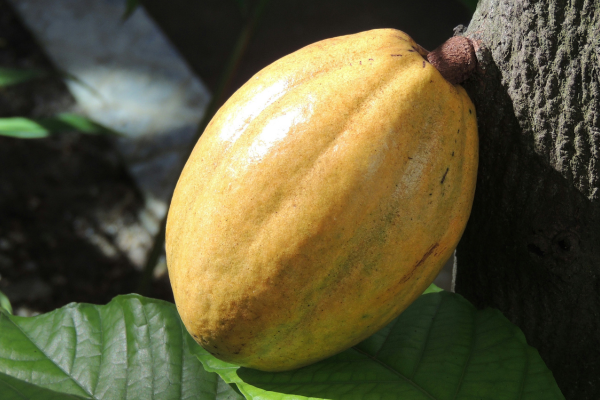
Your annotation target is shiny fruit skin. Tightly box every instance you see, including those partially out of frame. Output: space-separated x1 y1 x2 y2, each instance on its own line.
166 28 478 371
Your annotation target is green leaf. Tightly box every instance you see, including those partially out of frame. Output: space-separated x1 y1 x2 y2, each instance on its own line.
0 290 12 315
122 0 140 21
0 371 88 400
422 282 443 294
0 67 47 87
0 295 242 400
42 113 122 136
194 291 564 400
0 114 122 139
0 118 49 138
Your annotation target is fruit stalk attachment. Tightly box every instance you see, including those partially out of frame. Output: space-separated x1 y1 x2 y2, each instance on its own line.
427 36 477 84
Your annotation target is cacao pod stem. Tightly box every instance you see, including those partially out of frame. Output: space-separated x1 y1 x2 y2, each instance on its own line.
427 36 477 84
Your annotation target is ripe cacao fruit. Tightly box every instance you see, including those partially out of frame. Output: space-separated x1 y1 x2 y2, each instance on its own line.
166 28 478 371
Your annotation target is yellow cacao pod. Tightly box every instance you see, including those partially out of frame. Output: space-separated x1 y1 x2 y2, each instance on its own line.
166 28 478 371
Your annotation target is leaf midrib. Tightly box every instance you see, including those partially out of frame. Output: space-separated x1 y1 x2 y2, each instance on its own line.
91 306 103 396
139 300 156 400
0 372 30 400
5 312 97 399
351 346 437 399
451 306 477 400
408 294 444 380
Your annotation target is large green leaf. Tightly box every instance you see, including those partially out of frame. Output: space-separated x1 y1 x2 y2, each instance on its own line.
0 67 47 87
0 287 563 399
0 114 122 139
0 295 242 400
194 291 564 400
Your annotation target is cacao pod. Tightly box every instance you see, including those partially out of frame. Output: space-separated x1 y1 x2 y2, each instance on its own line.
166 28 478 371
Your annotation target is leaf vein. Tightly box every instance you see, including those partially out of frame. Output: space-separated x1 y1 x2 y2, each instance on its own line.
352 346 437 399
372 318 400 359
0 373 31 399
139 300 155 400
5 310 97 399
517 342 529 400
451 305 477 399
410 294 443 380
91 306 103 396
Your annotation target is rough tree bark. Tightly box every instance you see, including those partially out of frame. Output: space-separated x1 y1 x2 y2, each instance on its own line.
455 0 600 398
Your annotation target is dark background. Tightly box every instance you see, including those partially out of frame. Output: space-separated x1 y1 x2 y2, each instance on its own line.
0 0 472 314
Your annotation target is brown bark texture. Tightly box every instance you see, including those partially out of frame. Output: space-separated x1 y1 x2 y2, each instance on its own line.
456 0 600 398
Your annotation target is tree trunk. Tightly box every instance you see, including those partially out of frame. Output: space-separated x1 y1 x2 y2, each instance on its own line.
455 0 600 398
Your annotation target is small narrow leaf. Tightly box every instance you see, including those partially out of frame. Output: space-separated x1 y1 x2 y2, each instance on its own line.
0 290 12 314
0 67 47 87
40 113 122 136
0 118 49 138
0 295 239 400
0 114 122 139
193 291 564 400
